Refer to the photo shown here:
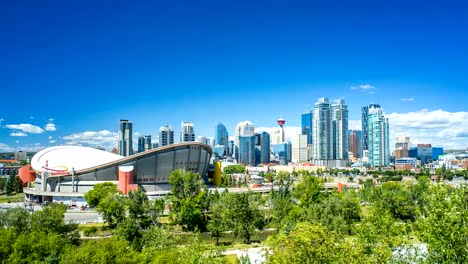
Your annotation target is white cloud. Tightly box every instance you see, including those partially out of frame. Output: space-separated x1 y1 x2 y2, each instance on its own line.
349 120 362 130
45 123 56 131
401 97 415 102
48 136 53 140
10 132 27 137
62 130 118 149
15 140 19 143
0 143 13 152
49 118 55 122
351 84 375 92
6 123 44 134
49 140 57 144
30 115 35 120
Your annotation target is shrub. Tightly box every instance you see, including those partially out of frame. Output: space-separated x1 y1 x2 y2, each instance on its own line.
83 226 98 236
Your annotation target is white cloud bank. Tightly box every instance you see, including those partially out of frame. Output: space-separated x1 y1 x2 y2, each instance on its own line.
351 84 376 94
45 123 56 131
0 143 13 152
10 132 27 137
6 124 44 134
62 130 118 150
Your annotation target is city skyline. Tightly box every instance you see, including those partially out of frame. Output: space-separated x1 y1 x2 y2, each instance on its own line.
1 0 467 151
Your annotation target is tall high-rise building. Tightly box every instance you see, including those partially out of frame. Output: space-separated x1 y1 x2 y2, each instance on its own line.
260 132 270 164
367 106 390 166
234 121 255 161
362 104 381 152
238 135 256 166
271 129 283 145
331 99 348 160
215 123 229 156
180 121 195 142
159 125 174 146
234 121 255 145
292 134 308 162
348 130 362 158
301 112 313 144
312 98 332 160
138 135 152 152
118 119 133 157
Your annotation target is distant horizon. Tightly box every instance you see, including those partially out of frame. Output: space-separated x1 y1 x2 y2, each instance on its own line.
1 0 466 152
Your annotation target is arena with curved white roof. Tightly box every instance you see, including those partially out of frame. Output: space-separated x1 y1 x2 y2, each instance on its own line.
21 142 212 206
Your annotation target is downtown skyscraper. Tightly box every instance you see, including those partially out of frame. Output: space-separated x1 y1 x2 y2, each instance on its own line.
180 121 195 142
331 99 348 160
215 123 229 156
366 106 390 167
301 111 313 145
118 119 133 157
137 135 152 152
159 125 174 146
361 104 381 152
311 98 349 166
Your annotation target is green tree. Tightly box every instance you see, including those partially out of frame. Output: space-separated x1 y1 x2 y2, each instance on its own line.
0 228 15 262
168 169 207 231
84 182 118 207
418 185 468 263
374 182 415 221
267 223 342 263
61 237 144 264
223 164 246 174
207 199 226 245
1 207 31 234
5 176 13 196
31 203 79 245
9 231 67 264
225 192 263 244
11 176 23 194
0 177 6 194
97 194 127 228
292 175 324 207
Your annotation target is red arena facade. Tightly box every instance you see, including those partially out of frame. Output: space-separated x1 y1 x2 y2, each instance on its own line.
20 142 212 206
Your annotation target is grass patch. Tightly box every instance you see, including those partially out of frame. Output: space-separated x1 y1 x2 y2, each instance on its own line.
224 254 239 264
0 193 25 203
79 223 112 237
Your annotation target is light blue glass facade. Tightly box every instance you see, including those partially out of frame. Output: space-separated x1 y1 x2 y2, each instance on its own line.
239 135 256 166
361 104 381 152
272 143 289 165
213 145 226 158
215 123 229 156
367 108 390 167
301 112 313 145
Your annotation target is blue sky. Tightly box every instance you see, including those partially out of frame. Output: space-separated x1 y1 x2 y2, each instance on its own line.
1 0 467 151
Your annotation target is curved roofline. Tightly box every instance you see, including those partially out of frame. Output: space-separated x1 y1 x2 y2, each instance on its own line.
44 142 212 178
